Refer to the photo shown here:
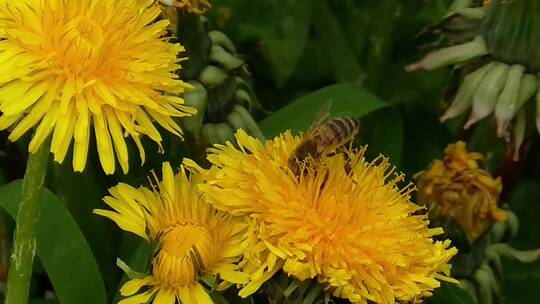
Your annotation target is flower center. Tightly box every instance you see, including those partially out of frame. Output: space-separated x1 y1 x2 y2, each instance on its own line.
66 16 104 53
57 16 106 76
153 224 214 287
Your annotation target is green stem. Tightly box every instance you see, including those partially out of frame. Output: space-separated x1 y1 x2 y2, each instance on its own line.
5 139 50 304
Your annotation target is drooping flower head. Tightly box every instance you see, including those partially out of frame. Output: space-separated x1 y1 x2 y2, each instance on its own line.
189 130 458 304
159 0 212 14
94 162 248 304
0 0 195 174
416 141 507 244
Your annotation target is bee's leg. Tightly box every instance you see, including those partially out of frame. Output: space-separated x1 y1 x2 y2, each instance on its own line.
319 170 330 192
326 151 338 157
412 205 428 216
290 157 315 183
345 162 353 177
288 158 301 178
343 150 354 177
323 148 356 180
343 148 359 185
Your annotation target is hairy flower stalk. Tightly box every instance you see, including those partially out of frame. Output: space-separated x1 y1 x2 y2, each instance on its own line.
0 0 195 175
407 0 540 159
94 163 248 304
5 139 50 304
188 130 458 304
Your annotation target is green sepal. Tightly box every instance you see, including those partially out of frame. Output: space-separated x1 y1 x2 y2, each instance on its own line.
116 258 148 280
177 12 212 79
200 274 218 291
181 81 208 136
489 243 540 263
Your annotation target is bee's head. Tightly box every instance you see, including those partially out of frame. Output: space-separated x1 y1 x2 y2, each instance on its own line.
288 141 318 175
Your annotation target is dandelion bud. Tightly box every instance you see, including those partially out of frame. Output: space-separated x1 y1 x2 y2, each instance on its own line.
163 11 263 148
408 0 540 157
441 63 492 122
483 0 540 70
416 142 507 244
180 81 208 136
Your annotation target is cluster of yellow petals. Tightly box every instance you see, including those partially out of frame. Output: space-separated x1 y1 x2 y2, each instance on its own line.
0 0 194 174
416 141 507 243
94 163 248 304
159 0 212 14
190 130 458 304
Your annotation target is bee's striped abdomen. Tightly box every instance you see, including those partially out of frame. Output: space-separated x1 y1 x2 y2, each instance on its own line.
289 116 360 176
320 117 360 145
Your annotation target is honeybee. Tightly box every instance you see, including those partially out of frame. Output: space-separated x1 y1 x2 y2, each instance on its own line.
288 102 360 176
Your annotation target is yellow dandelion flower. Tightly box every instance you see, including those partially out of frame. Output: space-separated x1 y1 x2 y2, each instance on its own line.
159 0 212 14
94 162 248 304
0 0 195 174
416 141 507 243
189 130 458 304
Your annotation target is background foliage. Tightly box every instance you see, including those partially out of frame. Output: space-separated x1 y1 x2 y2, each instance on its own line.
0 0 539 303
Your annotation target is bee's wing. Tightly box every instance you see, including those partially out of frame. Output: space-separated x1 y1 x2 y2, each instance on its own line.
306 100 332 135
333 111 354 119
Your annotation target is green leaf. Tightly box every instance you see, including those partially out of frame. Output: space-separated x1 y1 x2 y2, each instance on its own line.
231 0 313 87
0 181 107 304
501 182 540 304
360 0 399 93
0 293 60 304
209 291 231 304
48 155 121 299
399 105 453 178
217 288 254 304
258 83 387 138
430 283 476 304
259 1 313 87
29 299 59 304
329 0 370 59
467 119 506 173
508 182 540 247
358 107 404 167
311 0 364 83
